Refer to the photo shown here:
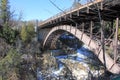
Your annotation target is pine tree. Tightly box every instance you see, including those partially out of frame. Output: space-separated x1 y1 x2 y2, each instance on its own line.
20 22 35 42
0 0 11 26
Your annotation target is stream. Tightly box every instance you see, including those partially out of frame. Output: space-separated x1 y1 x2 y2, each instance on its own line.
37 45 107 80
37 33 119 80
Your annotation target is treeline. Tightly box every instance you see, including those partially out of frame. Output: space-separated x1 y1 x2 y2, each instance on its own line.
0 0 40 80
0 0 36 44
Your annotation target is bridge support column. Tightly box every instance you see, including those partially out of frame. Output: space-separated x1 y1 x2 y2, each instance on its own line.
114 17 119 63
100 20 106 70
82 22 85 32
90 21 93 39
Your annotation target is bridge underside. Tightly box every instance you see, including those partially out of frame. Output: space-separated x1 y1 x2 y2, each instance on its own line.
39 0 120 29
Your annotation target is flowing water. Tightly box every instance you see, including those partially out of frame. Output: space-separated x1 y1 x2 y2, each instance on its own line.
37 45 107 80
37 34 119 80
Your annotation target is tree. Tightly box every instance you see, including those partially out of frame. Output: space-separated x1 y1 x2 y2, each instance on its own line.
0 48 21 80
0 0 19 44
20 25 28 42
27 22 35 39
20 22 35 42
0 26 18 44
0 0 11 26
72 0 82 8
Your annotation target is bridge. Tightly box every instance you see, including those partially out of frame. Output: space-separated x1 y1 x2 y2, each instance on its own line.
38 0 120 74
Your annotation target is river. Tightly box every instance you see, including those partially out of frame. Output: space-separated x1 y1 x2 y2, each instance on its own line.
37 33 119 80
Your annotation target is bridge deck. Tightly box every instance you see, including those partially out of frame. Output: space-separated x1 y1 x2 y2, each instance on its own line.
39 0 120 28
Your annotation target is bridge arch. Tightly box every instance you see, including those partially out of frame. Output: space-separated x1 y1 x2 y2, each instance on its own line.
39 25 120 74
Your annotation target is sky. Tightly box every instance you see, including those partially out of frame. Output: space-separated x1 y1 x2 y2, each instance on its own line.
9 0 87 21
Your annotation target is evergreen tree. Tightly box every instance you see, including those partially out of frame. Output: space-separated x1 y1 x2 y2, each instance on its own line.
20 25 28 42
20 22 35 42
0 0 18 44
0 0 11 26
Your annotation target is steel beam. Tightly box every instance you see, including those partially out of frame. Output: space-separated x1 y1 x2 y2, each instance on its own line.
114 17 119 63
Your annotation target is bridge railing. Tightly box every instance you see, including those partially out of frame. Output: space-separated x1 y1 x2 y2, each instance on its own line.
39 0 103 27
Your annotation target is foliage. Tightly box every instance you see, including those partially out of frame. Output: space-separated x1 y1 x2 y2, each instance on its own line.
0 25 18 44
20 25 28 42
111 20 120 40
0 48 21 80
0 0 11 26
0 0 19 44
20 22 35 42
72 0 81 8
118 28 120 40
27 22 35 37
0 0 23 28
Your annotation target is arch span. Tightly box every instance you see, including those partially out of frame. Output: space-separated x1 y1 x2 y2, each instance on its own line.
42 25 120 74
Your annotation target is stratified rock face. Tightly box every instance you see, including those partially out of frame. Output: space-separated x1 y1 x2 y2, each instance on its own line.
40 52 58 73
37 50 106 80
60 59 89 80
0 38 11 59
59 58 106 80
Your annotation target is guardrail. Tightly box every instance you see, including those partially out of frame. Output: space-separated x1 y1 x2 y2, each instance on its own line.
39 0 102 27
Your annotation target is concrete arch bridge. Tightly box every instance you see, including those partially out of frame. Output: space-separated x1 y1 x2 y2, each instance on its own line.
38 0 120 74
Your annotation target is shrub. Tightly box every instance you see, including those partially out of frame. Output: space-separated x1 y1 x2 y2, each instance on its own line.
0 25 18 44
